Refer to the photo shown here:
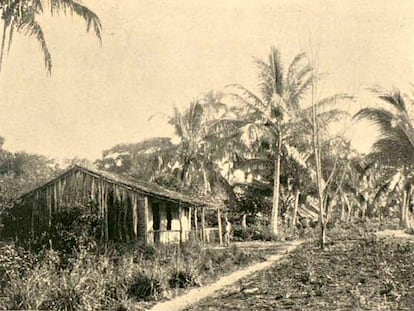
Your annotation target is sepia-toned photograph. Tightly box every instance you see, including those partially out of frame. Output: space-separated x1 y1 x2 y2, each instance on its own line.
0 0 413 310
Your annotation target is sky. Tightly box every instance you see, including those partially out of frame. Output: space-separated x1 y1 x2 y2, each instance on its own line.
0 0 412 161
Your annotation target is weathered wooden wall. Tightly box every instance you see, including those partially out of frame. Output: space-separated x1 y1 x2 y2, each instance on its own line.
15 168 143 242
12 167 197 245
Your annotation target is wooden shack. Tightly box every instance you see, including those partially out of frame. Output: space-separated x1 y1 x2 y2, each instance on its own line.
11 165 223 245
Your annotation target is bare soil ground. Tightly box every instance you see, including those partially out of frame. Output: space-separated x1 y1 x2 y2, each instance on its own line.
144 240 306 311
183 229 414 311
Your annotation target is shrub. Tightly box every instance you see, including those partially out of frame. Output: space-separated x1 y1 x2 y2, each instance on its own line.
0 245 128 311
29 202 102 256
168 268 201 289
133 244 157 262
0 242 37 292
128 269 167 301
233 224 280 241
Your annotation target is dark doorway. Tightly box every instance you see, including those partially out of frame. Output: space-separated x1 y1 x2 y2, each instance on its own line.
166 206 172 230
153 203 160 243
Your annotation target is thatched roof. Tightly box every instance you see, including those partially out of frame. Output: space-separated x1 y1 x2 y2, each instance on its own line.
21 164 222 208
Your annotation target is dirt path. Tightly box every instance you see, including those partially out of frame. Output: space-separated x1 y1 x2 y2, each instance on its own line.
146 239 306 311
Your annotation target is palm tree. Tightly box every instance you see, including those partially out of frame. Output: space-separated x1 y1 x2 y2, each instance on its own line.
168 93 232 197
169 100 206 184
354 86 414 228
229 47 352 238
229 47 315 235
0 0 102 73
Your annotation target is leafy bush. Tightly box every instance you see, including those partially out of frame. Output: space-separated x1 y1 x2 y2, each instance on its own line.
168 268 201 289
134 244 157 262
233 224 280 241
0 245 128 310
128 269 167 301
29 202 102 256
0 242 37 292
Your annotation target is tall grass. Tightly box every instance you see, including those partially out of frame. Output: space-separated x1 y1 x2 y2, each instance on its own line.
0 240 266 310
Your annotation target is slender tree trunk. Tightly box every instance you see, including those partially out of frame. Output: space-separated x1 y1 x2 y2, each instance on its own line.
401 189 411 229
347 204 352 222
270 132 282 235
292 190 300 227
217 208 223 245
408 190 413 229
340 204 345 221
361 200 367 220
400 190 406 228
310 66 326 249
180 157 191 181
202 163 211 194
342 193 351 222
241 214 247 229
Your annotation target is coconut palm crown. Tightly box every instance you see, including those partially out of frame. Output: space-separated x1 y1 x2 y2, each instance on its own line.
354 87 414 168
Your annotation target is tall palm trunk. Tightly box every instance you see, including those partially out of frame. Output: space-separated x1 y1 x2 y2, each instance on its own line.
292 189 300 227
270 131 282 235
311 71 326 249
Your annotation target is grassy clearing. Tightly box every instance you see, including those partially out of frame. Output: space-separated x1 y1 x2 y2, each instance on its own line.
0 240 274 310
185 223 414 311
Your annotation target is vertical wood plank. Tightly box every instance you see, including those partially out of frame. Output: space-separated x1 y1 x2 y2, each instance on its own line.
194 208 198 241
178 203 183 244
134 193 138 238
217 208 223 245
201 207 206 244
144 196 150 244
188 207 192 231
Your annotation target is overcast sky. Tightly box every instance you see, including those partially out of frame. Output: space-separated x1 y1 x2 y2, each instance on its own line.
0 0 412 161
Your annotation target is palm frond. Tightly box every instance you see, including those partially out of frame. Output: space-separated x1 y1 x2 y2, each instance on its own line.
287 52 307 83
254 58 275 103
287 74 313 109
353 107 393 133
316 109 349 129
7 21 13 53
369 86 408 113
254 47 284 102
187 100 204 134
17 16 52 73
0 19 7 73
49 0 102 41
283 143 309 170
307 94 354 114
0 0 101 74
239 123 274 148
228 83 269 115
269 46 284 96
